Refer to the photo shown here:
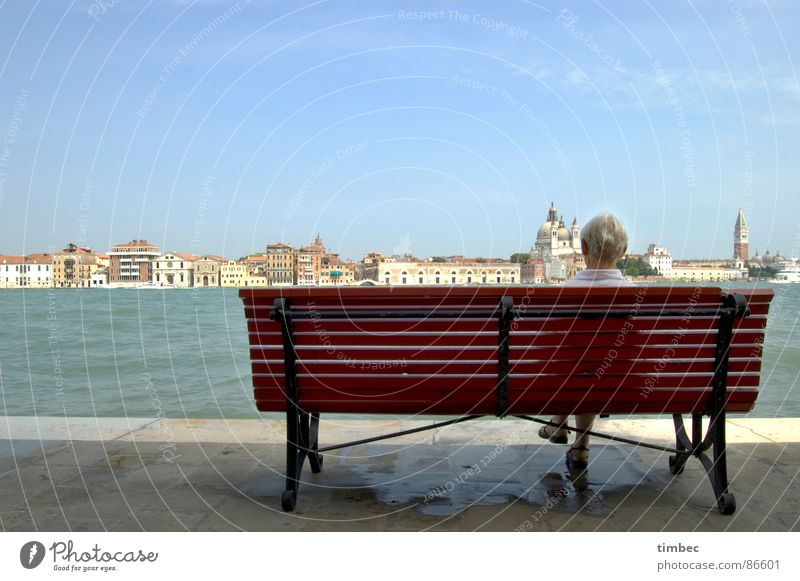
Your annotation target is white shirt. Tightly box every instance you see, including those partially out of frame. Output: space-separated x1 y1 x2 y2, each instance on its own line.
566 268 635 287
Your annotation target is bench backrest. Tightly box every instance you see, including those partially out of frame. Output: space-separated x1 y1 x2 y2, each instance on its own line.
241 286 773 416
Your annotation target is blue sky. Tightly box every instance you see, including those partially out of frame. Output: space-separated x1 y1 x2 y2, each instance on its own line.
0 0 798 260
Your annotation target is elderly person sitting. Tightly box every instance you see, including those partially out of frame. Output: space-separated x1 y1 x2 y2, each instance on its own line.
537 212 634 488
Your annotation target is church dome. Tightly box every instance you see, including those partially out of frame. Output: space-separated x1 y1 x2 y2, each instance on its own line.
537 222 554 241
557 226 571 241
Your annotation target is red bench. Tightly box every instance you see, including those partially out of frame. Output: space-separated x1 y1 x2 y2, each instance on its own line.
240 286 773 514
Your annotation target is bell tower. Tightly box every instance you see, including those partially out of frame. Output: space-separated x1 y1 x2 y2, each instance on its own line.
734 208 748 261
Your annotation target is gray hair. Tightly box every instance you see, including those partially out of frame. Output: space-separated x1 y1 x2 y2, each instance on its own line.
580 212 628 262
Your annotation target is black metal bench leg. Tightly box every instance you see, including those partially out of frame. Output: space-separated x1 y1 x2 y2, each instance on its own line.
669 414 692 475
282 410 321 511
282 403 308 511
685 292 743 515
307 413 323 474
696 410 735 515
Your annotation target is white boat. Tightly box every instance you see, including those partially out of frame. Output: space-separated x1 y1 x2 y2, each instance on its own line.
772 267 800 283
136 282 176 289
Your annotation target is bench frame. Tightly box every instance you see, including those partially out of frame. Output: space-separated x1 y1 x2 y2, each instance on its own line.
266 292 752 514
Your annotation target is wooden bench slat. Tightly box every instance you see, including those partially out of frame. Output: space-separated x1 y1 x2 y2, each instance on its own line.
250 344 763 364
253 358 762 376
253 390 758 415
246 316 767 335
251 372 760 391
246 329 765 348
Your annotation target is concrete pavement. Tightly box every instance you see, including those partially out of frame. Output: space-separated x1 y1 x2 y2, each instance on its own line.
1 416 798 531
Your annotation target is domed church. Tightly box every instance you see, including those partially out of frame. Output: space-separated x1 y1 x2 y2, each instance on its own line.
530 202 584 281
534 202 582 256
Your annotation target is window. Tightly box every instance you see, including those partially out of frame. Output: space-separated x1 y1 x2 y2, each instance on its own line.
451 271 457 284
511 276 515 283
401 271 407 285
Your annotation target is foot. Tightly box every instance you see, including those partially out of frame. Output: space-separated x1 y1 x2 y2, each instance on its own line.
566 446 589 490
538 423 568 444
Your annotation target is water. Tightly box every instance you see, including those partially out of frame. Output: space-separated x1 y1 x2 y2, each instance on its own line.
0 284 797 419
0 288 258 420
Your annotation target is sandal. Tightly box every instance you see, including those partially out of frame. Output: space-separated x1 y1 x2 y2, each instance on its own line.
538 423 568 444
565 446 589 490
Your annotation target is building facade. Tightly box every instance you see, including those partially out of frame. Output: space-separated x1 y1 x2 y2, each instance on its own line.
531 203 584 281
644 244 672 278
0 255 53 288
221 261 249 286
669 267 746 282
265 243 294 285
376 259 520 286
193 256 223 287
319 255 356 285
247 273 268 287
295 246 321 286
52 243 98 288
108 240 160 286
0 257 22 288
91 269 108 287
152 252 197 287
358 251 384 282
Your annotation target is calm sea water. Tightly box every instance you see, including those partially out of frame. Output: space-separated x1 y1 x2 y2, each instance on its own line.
0 283 797 419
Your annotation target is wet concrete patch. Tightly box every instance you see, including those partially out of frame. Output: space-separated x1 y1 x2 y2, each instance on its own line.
333 443 671 518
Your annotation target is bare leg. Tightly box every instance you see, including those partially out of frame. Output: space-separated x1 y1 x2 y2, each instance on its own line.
573 414 595 449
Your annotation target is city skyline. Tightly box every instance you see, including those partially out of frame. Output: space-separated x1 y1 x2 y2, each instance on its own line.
0 205 789 264
1 1 798 260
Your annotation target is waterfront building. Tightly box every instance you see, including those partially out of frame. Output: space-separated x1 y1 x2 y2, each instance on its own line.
520 258 545 284
193 255 223 287
295 246 320 286
358 251 385 281
376 258 520 286
152 252 197 287
531 202 584 281
95 253 110 269
734 208 749 261
756 249 793 271
220 260 249 287
264 243 294 285
246 272 268 287
91 269 108 287
0 256 22 288
23 254 54 287
0 255 53 288
669 266 746 282
644 244 672 278
319 255 356 285
52 243 98 288
108 240 160 286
